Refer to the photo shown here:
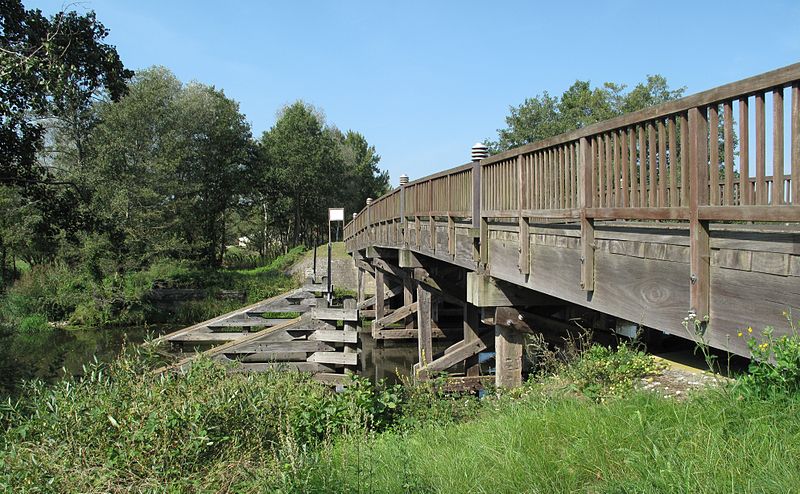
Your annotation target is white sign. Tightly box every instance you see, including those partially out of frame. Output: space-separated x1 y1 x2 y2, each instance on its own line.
328 208 345 222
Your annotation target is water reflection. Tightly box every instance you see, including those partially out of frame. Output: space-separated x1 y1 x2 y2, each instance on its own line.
0 326 172 397
0 325 462 397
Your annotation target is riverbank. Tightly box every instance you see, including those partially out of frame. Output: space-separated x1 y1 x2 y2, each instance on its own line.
2 332 799 493
0 246 307 332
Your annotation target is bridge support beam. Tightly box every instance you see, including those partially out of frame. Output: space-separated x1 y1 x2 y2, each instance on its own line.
417 283 433 366
467 272 557 307
375 268 386 320
463 303 482 376
495 318 524 388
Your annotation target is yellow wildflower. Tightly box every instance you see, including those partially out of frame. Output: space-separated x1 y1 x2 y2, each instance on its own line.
747 327 753 334
737 331 743 338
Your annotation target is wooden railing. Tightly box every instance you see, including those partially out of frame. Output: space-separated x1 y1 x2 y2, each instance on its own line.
345 63 800 316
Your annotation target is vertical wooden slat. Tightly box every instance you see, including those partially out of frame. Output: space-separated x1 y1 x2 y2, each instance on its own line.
680 113 689 207
688 107 710 319
579 137 594 292
558 147 564 209
591 138 598 206
597 137 605 207
648 122 657 207
739 97 751 205
621 129 629 207
544 150 551 209
612 132 620 207
639 125 647 206
774 88 785 205
629 127 637 207
568 144 575 208
668 117 678 207
755 92 767 205
605 134 613 207
658 119 667 207
793 84 800 205
723 101 734 205
563 145 570 208
708 104 720 206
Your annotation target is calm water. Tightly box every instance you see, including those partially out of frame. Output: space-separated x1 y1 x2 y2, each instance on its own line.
0 326 173 396
0 325 452 396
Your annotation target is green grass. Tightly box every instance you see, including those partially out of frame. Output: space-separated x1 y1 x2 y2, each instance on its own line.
300 389 800 493
3 334 800 493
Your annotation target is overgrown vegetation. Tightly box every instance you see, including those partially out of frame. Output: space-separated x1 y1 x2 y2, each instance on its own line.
4 326 800 492
0 246 305 329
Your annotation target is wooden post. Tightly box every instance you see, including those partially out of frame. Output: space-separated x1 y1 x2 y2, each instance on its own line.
472 160 482 263
404 276 414 329
579 137 595 291
343 298 358 372
688 107 711 319
463 303 481 376
447 215 455 258
415 216 421 249
495 321 524 388
517 154 530 275
357 267 365 305
417 283 433 367
375 268 386 320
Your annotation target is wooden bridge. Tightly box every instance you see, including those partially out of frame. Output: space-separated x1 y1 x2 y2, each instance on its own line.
344 63 800 387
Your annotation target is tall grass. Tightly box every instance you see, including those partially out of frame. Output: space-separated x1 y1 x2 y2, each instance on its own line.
299 389 800 493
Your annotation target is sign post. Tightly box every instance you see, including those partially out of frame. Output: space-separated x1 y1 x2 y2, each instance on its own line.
327 208 345 303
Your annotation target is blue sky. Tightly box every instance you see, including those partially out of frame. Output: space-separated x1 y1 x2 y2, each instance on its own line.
27 1 800 185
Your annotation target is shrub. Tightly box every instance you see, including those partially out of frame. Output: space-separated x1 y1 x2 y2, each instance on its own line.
17 314 49 332
739 315 800 397
566 343 665 401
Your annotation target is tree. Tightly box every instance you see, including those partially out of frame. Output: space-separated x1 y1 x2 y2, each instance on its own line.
83 67 253 268
487 76 686 153
330 128 389 218
259 102 345 246
0 0 132 188
0 0 132 266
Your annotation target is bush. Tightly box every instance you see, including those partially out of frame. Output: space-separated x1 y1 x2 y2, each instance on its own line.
17 314 49 332
739 315 800 397
566 343 665 401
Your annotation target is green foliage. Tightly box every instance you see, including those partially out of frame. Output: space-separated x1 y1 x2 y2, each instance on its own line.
566 344 665 401
487 75 685 153
17 314 48 333
739 316 800 397
292 375 402 444
299 390 800 493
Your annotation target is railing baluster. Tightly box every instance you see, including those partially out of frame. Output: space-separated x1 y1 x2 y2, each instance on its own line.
709 104 720 206
723 101 734 205
774 88 785 205
668 117 678 207
658 119 667 207
793 83 800 206
756 92 767 205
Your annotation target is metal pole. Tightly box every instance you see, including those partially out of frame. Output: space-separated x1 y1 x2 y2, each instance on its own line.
327 221 333 303
312 231 317 282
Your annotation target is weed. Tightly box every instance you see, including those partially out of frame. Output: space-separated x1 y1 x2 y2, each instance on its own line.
738 313 800 397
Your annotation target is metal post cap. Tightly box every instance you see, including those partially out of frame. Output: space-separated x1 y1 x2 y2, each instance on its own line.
471 142 489 161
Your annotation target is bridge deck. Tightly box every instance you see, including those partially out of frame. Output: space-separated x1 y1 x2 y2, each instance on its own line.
353 218 798 357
